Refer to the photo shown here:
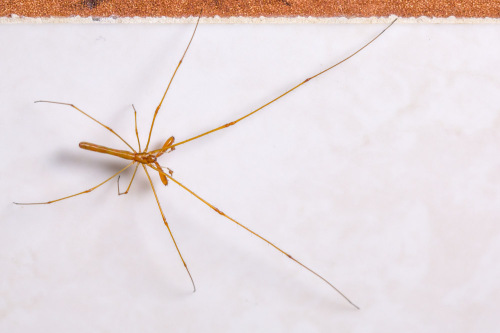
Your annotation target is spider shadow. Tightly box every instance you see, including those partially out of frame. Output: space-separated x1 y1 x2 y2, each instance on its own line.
54 150 151 194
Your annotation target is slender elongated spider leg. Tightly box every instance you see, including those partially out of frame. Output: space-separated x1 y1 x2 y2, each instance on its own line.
34 100 136 152
15 162 134 205
142 164 196 292
117 105 143 196
148 164 359 309
170 19 397 150
144 13 202 151
117 164 139 195
132 104 142 152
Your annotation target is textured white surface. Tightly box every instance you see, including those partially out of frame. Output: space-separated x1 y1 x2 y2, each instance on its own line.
1 23 499 332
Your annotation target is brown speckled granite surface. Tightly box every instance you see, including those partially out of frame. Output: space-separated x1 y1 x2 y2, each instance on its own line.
1 0 499 18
